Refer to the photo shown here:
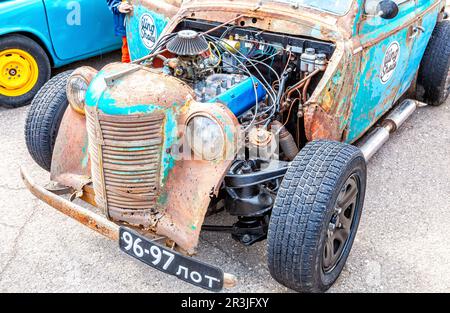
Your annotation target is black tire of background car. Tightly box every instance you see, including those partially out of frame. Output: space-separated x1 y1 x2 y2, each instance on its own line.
417 20 450 106
267 140 367 293
0 34 51 108
25 71 73 172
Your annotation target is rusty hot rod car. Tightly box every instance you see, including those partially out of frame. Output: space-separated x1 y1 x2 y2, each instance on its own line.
23 0 450 292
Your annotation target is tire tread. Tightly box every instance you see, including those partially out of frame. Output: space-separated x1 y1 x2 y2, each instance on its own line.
418 20 450 106
25 71 72 171
268 140 366 292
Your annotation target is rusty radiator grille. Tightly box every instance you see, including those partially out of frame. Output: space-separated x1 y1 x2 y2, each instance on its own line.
86 110 165 227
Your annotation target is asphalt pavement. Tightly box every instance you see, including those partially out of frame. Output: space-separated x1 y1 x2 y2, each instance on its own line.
0 51 449 293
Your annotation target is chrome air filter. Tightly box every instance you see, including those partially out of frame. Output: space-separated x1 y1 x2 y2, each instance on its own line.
167 30 209 56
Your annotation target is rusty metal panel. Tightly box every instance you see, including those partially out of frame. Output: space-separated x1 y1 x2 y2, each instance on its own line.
86 107 166 227
22 167 120 241
50 106 91 190
79 63 240 253
171 0 345 41
156 160 232 254
22 166 238 288
155 100 240 254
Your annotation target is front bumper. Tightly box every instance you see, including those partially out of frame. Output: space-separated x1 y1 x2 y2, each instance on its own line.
20 166 237 291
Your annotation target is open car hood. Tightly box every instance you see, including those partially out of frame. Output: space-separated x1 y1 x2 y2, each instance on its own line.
178 0 350 40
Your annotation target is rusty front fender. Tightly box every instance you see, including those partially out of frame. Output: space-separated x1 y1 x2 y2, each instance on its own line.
156 100 240 255
304 40 359 142
50 106 92 190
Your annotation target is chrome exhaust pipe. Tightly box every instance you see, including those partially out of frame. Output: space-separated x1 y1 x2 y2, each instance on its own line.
358 99 427 161
358 127 391 162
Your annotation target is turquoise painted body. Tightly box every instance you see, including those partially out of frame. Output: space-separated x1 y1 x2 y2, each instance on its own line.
125 4 170 61
347 0 441 142
0 0 121 67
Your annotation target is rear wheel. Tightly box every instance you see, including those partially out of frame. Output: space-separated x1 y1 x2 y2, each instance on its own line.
267 140 367 293
0 34 51 108
25 71 72 171
417 20 450 106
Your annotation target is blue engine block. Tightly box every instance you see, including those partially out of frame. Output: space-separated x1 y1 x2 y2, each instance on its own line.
195 74 267 117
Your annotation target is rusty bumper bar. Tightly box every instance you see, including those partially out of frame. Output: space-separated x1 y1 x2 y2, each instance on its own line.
21 167 120 241
20 166 237 290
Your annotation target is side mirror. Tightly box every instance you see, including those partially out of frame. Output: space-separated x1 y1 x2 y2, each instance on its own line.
365 0 399 20
376 0 399 19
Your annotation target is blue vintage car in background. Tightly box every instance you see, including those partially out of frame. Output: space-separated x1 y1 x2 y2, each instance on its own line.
0 0 122 107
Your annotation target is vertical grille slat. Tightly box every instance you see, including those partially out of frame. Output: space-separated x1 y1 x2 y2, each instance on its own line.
86 109 165 226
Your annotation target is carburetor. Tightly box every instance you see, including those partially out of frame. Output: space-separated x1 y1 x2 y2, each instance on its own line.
164 30 218 81
164 55 218 81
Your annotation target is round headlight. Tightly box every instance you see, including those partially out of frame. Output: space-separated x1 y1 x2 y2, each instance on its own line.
186 115 225 161
66 75 89 114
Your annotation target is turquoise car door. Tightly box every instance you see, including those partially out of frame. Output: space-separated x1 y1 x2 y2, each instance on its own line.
43 0 120 60
401 0 441 92
346 0 417 143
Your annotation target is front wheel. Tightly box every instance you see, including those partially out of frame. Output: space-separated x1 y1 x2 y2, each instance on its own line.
25 71 72 171
267 140 367 293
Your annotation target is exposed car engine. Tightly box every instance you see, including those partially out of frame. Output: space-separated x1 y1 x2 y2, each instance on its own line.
143 19 335 245
150 19 334 161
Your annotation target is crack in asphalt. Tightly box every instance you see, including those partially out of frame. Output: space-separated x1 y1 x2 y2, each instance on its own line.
0 222 19 229
200 236 268 280
0 184 26 192
0 199 39 281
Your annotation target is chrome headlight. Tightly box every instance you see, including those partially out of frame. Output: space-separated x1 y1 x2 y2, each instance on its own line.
186 115 225 161
66 67 97 114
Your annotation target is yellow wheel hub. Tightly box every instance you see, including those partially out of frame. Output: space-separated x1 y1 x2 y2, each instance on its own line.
0 49 39 97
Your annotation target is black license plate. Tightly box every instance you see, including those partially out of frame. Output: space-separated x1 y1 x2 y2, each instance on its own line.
119 227 224 291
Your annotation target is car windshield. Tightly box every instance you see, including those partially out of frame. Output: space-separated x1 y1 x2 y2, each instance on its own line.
264 0 354 15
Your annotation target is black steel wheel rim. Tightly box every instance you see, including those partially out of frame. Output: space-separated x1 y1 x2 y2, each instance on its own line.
322 174 360 273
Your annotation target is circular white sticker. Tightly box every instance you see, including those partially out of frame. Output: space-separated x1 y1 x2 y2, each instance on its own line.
380 41 401 84
139 13 157 49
